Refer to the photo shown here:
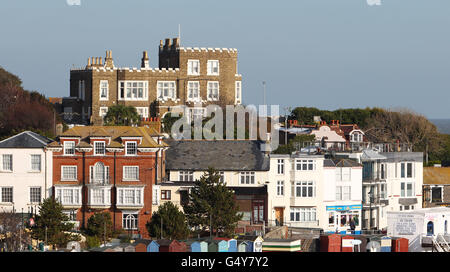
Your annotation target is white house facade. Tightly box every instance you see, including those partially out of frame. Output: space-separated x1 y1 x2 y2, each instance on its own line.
0 131 53 216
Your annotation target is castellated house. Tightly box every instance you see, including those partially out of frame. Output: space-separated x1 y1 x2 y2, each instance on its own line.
67 38 243 125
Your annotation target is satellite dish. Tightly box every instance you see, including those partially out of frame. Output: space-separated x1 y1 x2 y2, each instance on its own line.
367 241 381 252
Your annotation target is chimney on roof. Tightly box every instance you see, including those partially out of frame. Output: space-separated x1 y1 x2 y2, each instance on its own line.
141 51 150 68
173 38 180 48
165 38 172 48
105 50 114 68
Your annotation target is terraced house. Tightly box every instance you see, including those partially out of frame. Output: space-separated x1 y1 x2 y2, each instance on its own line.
66 37 243 125
46 125 167 238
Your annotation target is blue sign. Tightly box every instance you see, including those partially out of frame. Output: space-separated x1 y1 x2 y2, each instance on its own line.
326 205 362 211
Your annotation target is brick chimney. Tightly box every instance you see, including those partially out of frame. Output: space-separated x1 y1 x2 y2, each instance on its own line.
141 51 150 68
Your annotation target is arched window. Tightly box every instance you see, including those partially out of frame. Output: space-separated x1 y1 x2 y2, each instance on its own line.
90 162 109 184
427 221 434 236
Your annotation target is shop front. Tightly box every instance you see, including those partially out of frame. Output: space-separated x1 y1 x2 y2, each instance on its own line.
326 204 362 234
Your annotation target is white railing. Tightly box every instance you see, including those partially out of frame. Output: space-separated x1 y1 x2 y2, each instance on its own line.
436 234 450 252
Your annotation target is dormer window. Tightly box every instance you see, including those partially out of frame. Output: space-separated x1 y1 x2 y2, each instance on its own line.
94 141 105 156
351 132 363 142
126 142 137 156
63 141 75 155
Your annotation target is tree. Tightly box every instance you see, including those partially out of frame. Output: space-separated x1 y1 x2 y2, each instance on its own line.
31 198 79 248
86 212 113 244
161 112 182 134
0 66 22 87
146 202 190 240
0 210 27 251
364 108 442 161
183 168 242 237
103 105 140 126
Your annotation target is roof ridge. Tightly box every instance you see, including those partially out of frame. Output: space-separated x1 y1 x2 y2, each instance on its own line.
25 131 51 146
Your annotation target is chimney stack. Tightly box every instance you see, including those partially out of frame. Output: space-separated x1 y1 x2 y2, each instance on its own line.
141 51 150 68
105 50 114 68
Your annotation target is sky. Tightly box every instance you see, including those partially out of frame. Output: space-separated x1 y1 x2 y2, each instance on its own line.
0 0 449 119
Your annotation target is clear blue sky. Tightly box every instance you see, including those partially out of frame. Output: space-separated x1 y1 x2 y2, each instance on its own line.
1 0 449 118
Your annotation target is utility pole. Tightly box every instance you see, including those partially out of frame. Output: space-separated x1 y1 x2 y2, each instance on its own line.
210 213 212 239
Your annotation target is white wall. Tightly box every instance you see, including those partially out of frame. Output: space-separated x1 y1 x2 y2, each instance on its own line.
0 148 52 214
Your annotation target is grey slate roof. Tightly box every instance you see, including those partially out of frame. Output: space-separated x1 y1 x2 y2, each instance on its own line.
165 140 270 171
0 131 53 148
380 152 423 163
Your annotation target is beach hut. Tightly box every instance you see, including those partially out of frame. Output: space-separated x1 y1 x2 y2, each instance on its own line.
367 240 381 252
158 239 187 252
341 235 354 252
238 235 264 252
262 239 301 252
391 237 408 252
217 240 228 252
189 241 208 252
123 245 135 252
320 234 341 252
228 239 237 252
351 235 367 252
237 241 249 252
148 240 160 252
134 239 151 252
380 236 392 252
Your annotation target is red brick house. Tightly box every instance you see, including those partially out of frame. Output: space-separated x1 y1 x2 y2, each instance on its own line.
46 125 167 238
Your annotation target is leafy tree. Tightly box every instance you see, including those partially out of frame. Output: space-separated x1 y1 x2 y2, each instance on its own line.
31 198 79 248
146 201 190 240
103 104 140 126
0 66 22 87
161 112 182 134
86 212 113 244
183 168 242 237
0 210 27 252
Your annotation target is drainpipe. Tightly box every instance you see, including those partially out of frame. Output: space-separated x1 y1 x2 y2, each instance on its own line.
113 151 116 231
44 148 48 199
82 151 86 229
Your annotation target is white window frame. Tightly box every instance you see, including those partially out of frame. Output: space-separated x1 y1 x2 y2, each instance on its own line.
63 141 76 156
29 187 42 203
30 154 41 171
187 81 200 102
207 81 219 101
61 166 77 181
117 188 143 206
187 59 200 75
295 159 316 171
401 180 415 198
122 212 139 230
292 181 316 198
55 187 81 206
125 141 137 156
136 107 149 118
240 172 255 185
179 171 194 182
99 107 108 118
277 159 285 174
157 81 177 101
90 163 110 184
89 187 111 206
290 207 316 222
277 181 284 196
93 141 106 156
2 154 13 172
235 81 242 104
123 166 139 181
99 80 109 100
0 187 13 203
118 80 148 101
207 60 219 75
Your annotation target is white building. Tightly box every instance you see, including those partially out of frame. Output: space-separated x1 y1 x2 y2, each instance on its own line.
0 131 53 216
359 150 423 231
387 207 450 252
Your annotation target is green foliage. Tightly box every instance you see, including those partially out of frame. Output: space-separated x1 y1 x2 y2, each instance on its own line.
162 113 182 134
183 168 243 237
86 212 113 240
430 134 450 167
0 66 22 87
103 104 140 126
272 134 316 154
85 235 101 249
146 201 190 240
31 198 79 247
290 107 383 128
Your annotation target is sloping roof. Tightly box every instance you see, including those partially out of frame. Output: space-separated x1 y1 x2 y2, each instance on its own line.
0 131 53 148
361 150 387 161
423 167 450 185
55 126 164 149
165 140 270 171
